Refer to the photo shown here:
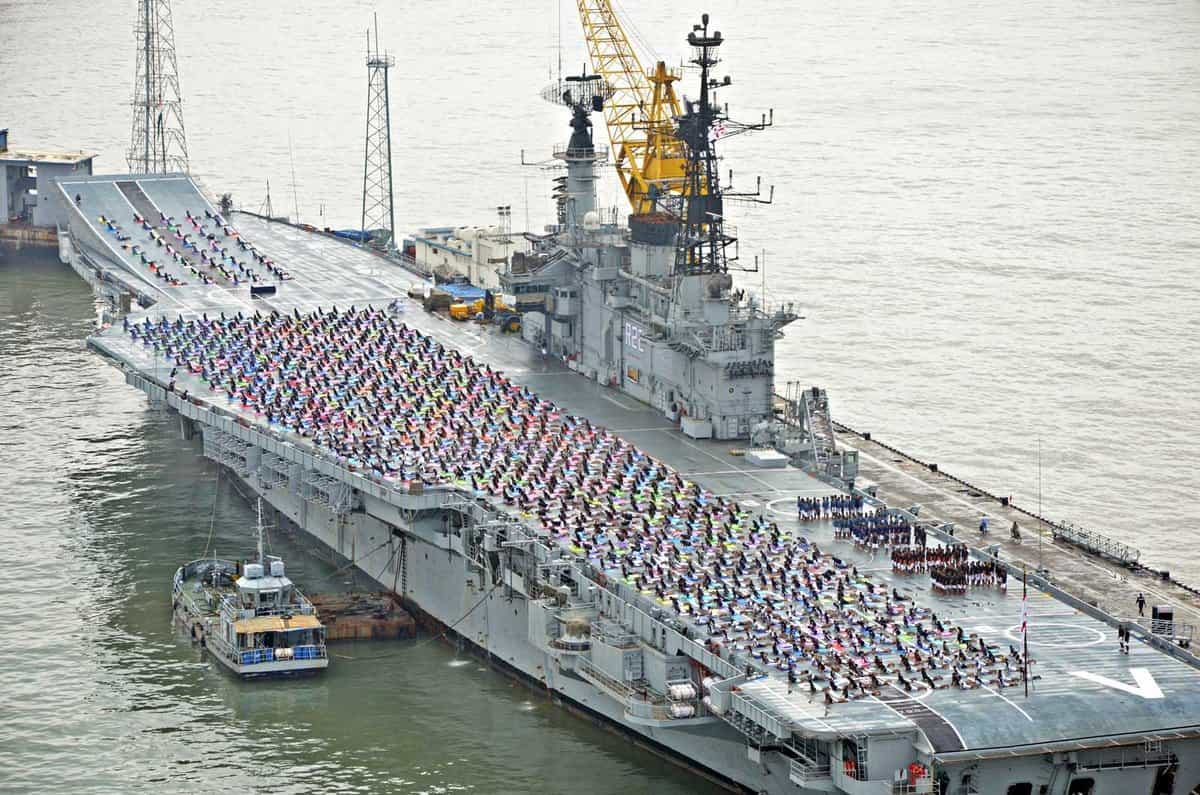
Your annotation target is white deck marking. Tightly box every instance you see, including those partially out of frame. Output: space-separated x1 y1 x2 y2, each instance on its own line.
1070 668 1164 699
980 684 1034 721
601 393 641 411
870 693 967 749
1005 622 1106 648
850 446 1008 519
666 432 782 493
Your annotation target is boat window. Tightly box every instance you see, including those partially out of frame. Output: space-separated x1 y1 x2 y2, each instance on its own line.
1067 779 1095 795
1006 784 1033 795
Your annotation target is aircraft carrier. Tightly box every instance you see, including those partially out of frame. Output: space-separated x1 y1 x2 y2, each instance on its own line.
45 15 1200 795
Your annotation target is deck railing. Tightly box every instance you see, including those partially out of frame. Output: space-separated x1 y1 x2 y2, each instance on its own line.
237 644 327 666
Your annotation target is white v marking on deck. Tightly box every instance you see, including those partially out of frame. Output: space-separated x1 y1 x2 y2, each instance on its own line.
1069 668 1164 699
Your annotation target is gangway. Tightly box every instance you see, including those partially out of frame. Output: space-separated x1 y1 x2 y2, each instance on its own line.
803 386 837 467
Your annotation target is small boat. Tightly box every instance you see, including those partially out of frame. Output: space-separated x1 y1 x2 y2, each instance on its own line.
172 499 329 676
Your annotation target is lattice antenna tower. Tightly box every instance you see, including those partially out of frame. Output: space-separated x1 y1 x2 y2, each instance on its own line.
361 14 396 251
672 14 773 276
127 0 189 173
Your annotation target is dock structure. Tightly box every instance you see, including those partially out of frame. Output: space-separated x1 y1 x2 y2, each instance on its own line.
49 172 1200 794
0 127 96 254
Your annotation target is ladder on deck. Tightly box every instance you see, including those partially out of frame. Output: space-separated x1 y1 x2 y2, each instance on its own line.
802 386 837 468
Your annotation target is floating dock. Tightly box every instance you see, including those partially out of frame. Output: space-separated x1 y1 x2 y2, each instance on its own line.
309 593 417 642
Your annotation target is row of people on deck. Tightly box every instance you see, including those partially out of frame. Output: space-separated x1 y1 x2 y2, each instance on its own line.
832 514 917 550
930 560 1007 593
891 543 968 574
795 494 867 521
96 213 187 287
119 208 286 288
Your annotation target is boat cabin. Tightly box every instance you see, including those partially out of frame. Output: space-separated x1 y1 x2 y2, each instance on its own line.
229 558 325 663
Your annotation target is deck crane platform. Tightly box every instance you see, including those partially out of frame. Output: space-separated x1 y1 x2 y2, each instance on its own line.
576 0 697 215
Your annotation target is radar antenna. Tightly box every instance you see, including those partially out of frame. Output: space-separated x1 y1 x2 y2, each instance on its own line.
533 72 611 229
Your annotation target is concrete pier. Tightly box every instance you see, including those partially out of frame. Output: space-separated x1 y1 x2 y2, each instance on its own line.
0 223 57 256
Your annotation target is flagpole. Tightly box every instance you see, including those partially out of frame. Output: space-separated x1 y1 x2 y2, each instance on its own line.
1023 564 1029 698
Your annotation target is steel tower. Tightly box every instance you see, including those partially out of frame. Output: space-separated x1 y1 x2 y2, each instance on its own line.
672 14 772 276
127 0 189 174
360 17 395 250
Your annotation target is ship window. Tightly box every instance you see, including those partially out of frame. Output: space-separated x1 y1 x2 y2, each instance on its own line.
1007 785 1033 795
1066 779 1094 795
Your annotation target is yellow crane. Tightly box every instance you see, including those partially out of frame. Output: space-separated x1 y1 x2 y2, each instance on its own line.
577 0 693 216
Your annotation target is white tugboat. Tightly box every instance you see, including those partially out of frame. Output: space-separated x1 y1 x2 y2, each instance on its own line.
172 500 329 677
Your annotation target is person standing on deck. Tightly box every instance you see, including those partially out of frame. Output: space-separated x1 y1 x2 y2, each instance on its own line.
1136 592 1147 616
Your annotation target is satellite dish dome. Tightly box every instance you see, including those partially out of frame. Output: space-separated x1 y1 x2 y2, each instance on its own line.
582 210 601 231
270 560 285 578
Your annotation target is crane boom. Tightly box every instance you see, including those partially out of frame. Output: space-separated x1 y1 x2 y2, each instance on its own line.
577 0 690 215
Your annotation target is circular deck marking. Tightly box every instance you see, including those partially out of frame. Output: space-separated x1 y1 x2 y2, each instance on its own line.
767 497 806 518
901 679 934 701
1004 622 1105 648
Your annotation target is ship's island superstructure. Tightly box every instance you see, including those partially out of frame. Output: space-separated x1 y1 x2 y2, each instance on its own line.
506 38 798 444
46 15 1200 795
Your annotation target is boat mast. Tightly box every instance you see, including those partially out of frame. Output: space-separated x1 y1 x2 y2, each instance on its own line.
256 498 265 567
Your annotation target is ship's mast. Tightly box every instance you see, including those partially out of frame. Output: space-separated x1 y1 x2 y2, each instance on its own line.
537 71 608 234
256 498 265 568
670 14 773 276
